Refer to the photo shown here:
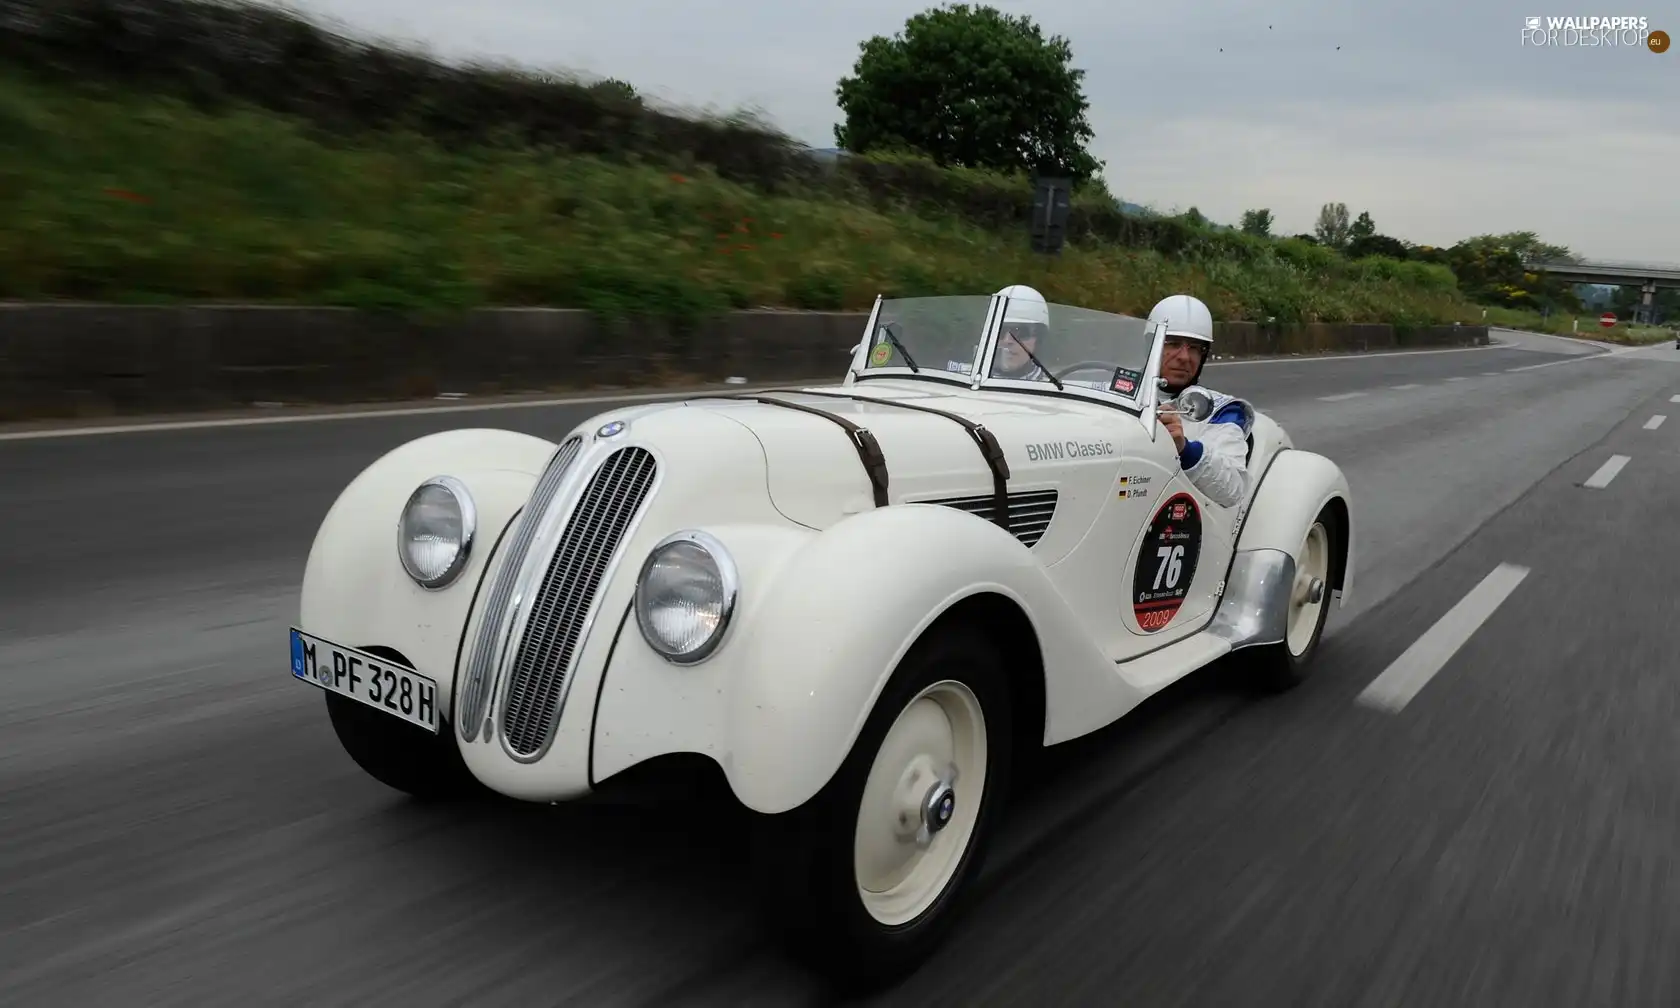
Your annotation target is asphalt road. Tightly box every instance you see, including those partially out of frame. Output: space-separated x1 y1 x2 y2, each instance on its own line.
4 328 1679 1006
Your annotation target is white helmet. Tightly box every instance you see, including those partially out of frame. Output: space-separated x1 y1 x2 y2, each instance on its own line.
1148 293 1215 390
1147 293 1214 346
996 284 1050 329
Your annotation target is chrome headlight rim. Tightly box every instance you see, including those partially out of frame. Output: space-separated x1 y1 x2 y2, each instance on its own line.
634 528 740 665
397 474 478 590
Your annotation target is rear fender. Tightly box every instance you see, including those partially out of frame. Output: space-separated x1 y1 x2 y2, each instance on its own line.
1230 448 1353 604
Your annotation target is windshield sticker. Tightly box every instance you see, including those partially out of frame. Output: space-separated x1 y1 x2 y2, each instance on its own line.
945 359 973 374
1024 439 1116 462
1110 367 1143 396
869 343 892 366
1131 492 1202 633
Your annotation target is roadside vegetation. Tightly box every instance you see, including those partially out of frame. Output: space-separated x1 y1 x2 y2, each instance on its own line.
0 0 1666 334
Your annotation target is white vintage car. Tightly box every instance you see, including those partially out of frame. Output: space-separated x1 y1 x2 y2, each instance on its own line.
290 291 1353 991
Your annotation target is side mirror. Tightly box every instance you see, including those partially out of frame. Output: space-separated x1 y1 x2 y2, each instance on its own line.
1176 387 1215 422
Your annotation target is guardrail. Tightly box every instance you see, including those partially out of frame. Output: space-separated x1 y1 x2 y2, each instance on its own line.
0 305 1489 422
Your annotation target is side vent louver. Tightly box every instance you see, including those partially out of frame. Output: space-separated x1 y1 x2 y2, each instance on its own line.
920 489 1058 546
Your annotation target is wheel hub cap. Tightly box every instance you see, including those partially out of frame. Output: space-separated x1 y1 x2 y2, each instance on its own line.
919 773 958 845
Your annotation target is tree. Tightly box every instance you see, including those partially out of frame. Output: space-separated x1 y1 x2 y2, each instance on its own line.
1350 210 1375 241
586 78 640 104
833 4 1103 185
1240 208 1274 237
1314 202 1350 249
1347 233 1409 260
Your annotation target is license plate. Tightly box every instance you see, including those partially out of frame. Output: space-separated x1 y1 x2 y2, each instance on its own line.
290 627 440 733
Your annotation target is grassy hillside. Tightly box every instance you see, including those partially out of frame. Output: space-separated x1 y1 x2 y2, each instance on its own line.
0 0 1597 332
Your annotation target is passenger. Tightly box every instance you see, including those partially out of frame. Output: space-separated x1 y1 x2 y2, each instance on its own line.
989 284 1052 381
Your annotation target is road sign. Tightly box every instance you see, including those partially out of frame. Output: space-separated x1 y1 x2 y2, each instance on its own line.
1600 312 1616 328
1030 177 1072 255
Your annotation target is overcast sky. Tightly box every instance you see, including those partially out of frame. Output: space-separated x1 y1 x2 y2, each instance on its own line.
280 0 1678 261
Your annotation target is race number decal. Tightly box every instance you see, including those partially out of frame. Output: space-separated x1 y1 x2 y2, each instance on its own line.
1131 492 1202 632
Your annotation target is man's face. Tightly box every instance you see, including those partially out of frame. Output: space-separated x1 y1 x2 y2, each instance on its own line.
996 327 1037 372
1161 335 1206 387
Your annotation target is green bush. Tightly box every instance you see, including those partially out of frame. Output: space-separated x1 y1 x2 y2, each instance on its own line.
0 0 824 193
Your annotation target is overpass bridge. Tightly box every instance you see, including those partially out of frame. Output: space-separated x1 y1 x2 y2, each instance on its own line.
1524 257 1680 322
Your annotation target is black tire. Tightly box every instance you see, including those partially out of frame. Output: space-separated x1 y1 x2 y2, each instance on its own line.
325 691 486 802
1244 513 1336 693
750 627 1015 995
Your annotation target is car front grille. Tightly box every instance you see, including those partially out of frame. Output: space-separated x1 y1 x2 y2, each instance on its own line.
922 489 1059 546
456 435 583 741
497 446 659 759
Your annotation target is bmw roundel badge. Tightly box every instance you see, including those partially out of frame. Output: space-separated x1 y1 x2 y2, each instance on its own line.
596 420 626 438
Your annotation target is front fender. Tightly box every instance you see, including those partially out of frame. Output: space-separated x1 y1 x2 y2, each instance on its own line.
1234 448 1354 604
298 428 560 718
706 504 1130 815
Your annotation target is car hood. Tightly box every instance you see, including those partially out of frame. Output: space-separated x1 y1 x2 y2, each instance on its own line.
679 383 1138 564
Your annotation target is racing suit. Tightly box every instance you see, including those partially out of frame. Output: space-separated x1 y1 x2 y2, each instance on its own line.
1162 386 1252 509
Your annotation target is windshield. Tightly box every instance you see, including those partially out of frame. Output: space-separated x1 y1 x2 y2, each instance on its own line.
982 298 1155 399
856 295 996 382
852 292 1158 406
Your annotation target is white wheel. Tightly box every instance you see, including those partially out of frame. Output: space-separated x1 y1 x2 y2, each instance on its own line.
1245 512 1337 691
750 628 1014 994
1286 521 1331 657
853 679 988 927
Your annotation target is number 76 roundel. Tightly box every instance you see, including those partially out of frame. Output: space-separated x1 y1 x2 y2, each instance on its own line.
1131 492 1202 633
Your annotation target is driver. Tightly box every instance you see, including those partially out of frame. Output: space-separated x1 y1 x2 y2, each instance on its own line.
989 284 1052 381
1148 294 1253 508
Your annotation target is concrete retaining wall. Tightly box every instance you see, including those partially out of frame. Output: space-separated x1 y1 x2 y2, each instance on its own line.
0 305 1489 421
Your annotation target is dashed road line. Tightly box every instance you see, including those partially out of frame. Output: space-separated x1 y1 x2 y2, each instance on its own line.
1446 376 1469 382
1390 383 1420 390
1481 371 1503 376
1670 394 1680 403
1357 563 1532 713
1318 392 1367 402
1582 455 1631 489
1645 415 1667 430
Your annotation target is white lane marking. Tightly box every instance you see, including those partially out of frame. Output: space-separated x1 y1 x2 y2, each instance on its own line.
1356 563 1532 713
1482 371 1503 376
1670 394 1680 403
1318 392 1367 402
1390 383 1421 390
0 384 806 442
1446 376 1469 382
1645 415 1667 430
1507 343 1646 372
1582 454 1631 489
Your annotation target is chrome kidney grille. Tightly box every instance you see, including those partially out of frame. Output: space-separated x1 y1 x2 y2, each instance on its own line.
496 446 659 760
456 435 585 741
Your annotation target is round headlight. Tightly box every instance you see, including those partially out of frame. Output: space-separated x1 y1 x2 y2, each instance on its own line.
634 530 739 664
398 475 476 589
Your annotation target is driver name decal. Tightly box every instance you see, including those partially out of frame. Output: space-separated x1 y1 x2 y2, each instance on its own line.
1131 492 1202 633
1024 440 1115 461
